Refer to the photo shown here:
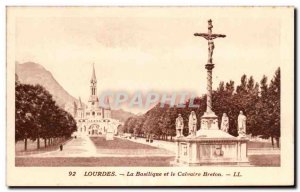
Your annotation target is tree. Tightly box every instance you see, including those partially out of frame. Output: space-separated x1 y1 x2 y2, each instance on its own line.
252 69 280 148
268 68 280 147
120 69 280 147
15 83 38 150
253 75 270 138
122 117 133 133
134 116 145 137
15 81 77 150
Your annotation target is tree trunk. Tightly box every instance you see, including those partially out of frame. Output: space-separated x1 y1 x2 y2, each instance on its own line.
24 137 27 151
37 137 40 149
48 138 51 146
276 137 280 148
44 138 47 148
271 137 274 148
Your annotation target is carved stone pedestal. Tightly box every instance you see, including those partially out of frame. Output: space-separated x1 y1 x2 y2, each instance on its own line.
198 112 219 132
174 131 249 166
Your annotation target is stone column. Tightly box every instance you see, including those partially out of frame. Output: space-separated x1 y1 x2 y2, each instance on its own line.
194 20 226 132
199 63 219 131
205 64 214 113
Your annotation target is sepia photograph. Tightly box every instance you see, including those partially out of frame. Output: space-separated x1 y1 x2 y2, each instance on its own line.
6 6 294 186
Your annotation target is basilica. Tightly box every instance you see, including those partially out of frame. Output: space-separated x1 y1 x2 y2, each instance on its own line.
74 65 121 137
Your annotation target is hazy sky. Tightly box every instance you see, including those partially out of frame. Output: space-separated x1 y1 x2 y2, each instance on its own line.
13 7 289 113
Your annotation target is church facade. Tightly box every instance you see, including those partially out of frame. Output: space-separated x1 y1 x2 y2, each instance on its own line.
73 65 121 137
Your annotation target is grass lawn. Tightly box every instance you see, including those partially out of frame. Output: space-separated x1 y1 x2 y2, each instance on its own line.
90 137 174 156
248 155 280 166
90 137 157 149
15 156 175 167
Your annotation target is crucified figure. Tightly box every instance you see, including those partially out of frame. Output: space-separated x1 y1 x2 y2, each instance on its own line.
208 40 215 64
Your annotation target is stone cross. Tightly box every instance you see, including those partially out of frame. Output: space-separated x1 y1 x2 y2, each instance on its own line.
194 19 226 114
194 19 226 64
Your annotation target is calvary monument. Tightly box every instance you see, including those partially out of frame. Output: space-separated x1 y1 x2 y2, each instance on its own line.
174 20 249 166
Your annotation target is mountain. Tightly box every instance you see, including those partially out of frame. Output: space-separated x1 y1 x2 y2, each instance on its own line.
16 62 78 115
111 109 136 123
16 62 136 122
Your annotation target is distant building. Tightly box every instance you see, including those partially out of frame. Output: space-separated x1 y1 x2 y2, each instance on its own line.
74 65 121 136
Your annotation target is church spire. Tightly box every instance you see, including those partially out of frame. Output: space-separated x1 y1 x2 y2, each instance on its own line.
89 64 98 102
91 63 97 83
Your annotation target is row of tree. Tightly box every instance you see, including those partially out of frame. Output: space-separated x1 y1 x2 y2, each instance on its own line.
15 76 77 150
121 68 280 147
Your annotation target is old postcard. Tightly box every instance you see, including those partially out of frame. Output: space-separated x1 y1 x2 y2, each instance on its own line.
6 7 294 186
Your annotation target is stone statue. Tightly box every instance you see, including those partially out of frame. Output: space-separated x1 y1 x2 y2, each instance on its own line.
188 111 197 136
238 111 247 137
175 114 184 137
221 113 229 132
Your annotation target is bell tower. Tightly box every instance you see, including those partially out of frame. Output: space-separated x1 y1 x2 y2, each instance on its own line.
89 64 99 106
